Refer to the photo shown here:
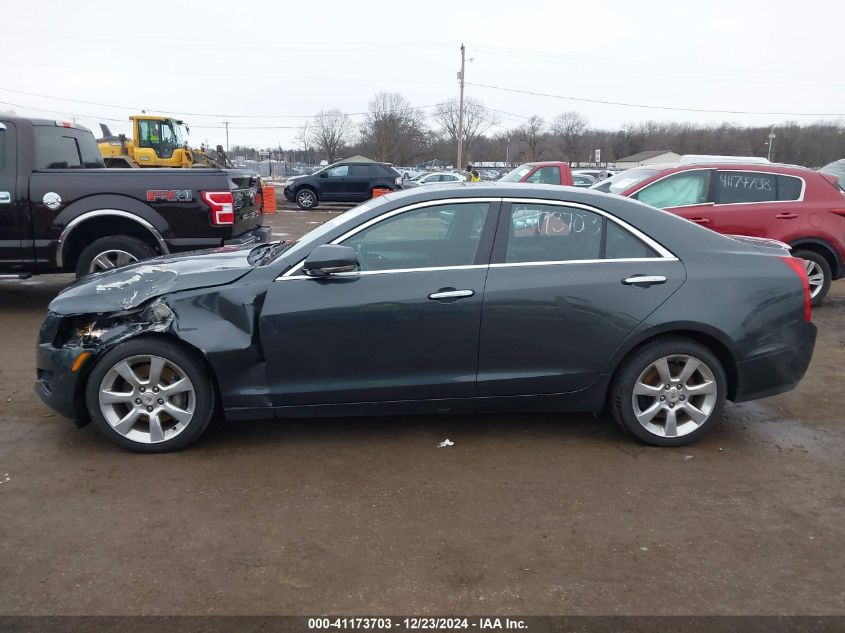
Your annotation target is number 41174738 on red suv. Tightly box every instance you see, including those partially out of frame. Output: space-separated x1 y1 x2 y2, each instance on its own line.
593 159 845 304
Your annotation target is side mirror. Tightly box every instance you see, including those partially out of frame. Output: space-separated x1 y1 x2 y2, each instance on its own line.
303 244 359 277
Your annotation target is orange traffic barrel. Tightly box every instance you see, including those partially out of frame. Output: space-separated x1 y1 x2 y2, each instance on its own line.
262 185 277 213
372 187 390 198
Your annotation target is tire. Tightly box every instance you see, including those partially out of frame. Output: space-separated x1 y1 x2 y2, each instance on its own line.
295 188 318 210
610 337 727 447
75 235 156 278
85 337 215 453
792 250 831 306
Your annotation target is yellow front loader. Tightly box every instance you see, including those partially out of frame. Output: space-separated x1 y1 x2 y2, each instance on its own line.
97 115 230 169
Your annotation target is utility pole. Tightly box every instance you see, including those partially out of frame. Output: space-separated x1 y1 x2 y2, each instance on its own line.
223 121 230 153
456 43 466 170
767 127 776 162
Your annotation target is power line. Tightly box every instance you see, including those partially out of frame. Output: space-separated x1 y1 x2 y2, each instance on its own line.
0 88 448 120
466 82 845 117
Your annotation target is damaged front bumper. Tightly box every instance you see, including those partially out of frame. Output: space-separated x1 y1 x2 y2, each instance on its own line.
34 300 175 422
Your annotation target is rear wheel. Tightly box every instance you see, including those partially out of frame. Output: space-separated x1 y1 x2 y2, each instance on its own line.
611 338 727 446
85 337 215 453
792 250 831 306
296 188 318 210
75 236 156 278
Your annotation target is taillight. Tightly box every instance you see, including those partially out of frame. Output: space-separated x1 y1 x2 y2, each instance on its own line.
779 256 812 322
201 191 234 225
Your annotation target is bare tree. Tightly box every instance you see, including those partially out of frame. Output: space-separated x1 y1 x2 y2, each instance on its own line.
551 111 589 163
310 109 353 163
432 97 499 164
359 92 427 164
518 116 545 161
294 122 312 163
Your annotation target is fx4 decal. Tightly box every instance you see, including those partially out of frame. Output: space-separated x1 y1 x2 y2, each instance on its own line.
146 189 193 202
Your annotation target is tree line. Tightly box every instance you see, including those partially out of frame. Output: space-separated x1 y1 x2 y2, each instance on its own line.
272 92 845 168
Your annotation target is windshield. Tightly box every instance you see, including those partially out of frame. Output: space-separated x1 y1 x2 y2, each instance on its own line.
591 169 660 194
499 165 533 182
174 123 187 145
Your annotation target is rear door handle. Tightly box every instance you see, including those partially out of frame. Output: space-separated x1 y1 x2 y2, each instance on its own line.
775 213 798 219
622 275 667 287
0 191 11 204
690 217 710 224
428 289 475 301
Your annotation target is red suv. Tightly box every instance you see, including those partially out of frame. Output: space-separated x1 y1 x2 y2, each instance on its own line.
593 161 845 304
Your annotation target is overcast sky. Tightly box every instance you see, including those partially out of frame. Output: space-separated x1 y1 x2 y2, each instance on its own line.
2 0 842 150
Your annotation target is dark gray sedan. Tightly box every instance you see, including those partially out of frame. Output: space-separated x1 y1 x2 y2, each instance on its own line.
36 184 816 452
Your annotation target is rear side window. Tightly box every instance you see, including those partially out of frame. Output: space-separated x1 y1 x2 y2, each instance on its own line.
714 171 803 203
349 165 372 177
0 127 6 172
503 203 656 263
34 127 103 169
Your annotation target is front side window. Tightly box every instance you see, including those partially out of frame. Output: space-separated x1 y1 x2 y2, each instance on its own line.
327 165 349 177
525 166 560 185
504 203 656 263
635 171 710 208
342 202 491 271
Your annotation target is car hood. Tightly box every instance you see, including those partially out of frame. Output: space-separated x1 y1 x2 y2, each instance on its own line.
49 246 257 315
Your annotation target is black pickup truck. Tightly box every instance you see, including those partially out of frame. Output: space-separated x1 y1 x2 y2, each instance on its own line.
0 116 269 278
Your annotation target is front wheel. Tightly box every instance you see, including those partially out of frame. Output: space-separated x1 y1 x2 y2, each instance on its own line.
85 337 215 453
611 338 727 447
792 250 831 306
75 236 156 278
296 188 318 210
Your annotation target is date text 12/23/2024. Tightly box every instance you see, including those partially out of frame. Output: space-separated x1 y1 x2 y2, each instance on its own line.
308 618 527 630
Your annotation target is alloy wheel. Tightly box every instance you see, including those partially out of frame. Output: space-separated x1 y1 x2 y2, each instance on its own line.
631 354 718 438
803 258 825 299
88 249 139 273
98 355 196 444
297 190 315 207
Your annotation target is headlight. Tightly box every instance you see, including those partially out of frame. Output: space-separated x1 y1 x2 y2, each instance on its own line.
395 176 402 186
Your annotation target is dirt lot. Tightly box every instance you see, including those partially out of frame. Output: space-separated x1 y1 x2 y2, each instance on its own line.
0 210 843 616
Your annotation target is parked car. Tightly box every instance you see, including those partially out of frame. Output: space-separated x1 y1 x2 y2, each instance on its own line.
0 116 269 279
283 160 402 209
402 172 467 188
499 162 575 186
592 161 845 304
573 169 613 181
573 173 598 188
37 184 814 452
820 159 845 192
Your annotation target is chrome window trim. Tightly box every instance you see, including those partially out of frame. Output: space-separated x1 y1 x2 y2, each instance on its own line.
277 196 677 281
279 197 501 278
489 257 678 269
56 209 169 268
501 197 676 259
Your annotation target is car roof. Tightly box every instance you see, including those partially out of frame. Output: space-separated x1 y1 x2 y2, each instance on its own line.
0 115 90 131
632 162 817 176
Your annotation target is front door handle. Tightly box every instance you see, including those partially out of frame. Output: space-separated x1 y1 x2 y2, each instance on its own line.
622 275 667 287
775 213 798 219
690 217 710 224
428 289 475 301
0 191 11 204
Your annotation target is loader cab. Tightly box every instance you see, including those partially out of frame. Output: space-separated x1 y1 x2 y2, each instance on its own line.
133 116 190 167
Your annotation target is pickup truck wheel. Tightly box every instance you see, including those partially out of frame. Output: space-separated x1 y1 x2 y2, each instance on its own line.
296 188 318 210
792 250 831 306
76 236 156 278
